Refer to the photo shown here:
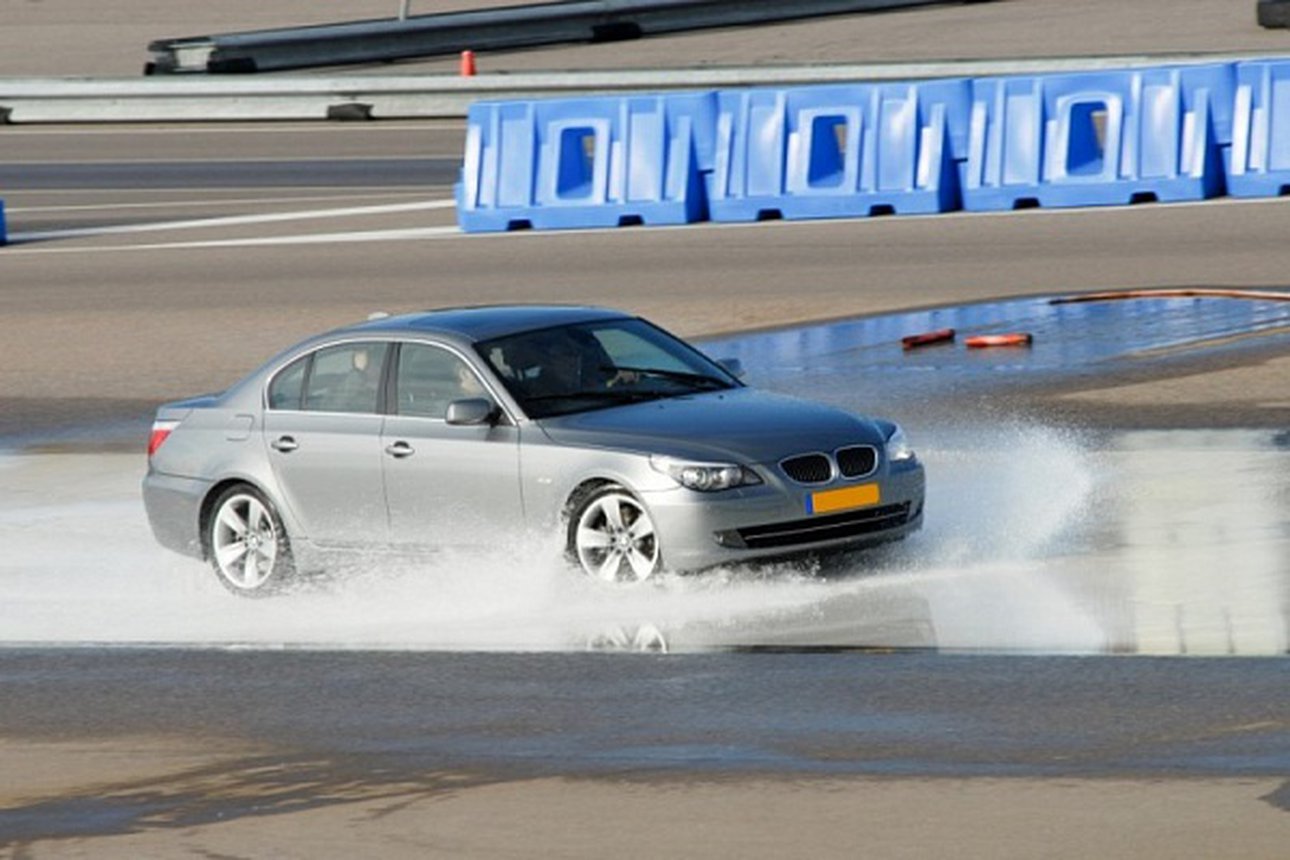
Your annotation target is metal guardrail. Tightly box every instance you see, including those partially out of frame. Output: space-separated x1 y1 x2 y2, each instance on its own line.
0 54 1271 124
145 0 980 74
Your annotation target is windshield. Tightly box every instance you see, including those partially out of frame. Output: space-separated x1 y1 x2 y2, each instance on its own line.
475 318 740 418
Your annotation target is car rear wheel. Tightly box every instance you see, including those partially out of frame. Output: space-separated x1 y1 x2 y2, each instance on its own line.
569 485 661 583
207 484 294 596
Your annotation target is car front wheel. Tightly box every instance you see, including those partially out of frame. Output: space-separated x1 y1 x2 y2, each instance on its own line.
207 484 294 596
569 485 661 583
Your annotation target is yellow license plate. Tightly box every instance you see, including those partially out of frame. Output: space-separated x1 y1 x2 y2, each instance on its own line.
807 483 880 515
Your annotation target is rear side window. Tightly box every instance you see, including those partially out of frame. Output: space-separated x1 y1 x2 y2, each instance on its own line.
268 356 309 411
303 343 389 414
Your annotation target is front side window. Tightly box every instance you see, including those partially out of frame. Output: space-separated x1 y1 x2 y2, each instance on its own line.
396 343 487 419
476 318 737 419
302 342 388 414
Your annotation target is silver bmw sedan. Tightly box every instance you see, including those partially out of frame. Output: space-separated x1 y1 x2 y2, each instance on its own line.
143 305 924 595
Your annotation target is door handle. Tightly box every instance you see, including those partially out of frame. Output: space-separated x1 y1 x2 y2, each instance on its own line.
270 435 299 453
385 441 415 459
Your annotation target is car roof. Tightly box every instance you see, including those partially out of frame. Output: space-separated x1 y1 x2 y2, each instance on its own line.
340 304 633 342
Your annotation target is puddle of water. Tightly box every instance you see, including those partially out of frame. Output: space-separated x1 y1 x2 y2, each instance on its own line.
0 427 1283 656
703 294 1290 411
1074 430 1290 655
2 298 1286 654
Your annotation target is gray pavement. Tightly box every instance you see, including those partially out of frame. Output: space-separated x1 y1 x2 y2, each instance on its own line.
4 128 1290 438
1 0 1286 77
2 650 1287 779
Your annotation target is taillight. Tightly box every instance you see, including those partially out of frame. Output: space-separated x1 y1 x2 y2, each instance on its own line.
148 420 180 457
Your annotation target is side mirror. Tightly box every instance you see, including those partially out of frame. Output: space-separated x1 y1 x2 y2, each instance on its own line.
445 398 497 426
717 357 745 379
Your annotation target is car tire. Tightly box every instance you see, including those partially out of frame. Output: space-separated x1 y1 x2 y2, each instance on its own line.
206 484 295 597
568 484 662 583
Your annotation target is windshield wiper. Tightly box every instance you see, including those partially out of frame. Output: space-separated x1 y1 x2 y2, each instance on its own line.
605 366 733 390
521 388 668 417
523 389 664 404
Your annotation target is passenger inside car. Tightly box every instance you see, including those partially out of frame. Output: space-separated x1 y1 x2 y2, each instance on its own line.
331 347 381 411
397 343 489 419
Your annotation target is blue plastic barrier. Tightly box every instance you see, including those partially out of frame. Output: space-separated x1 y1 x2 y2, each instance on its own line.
707 79 970 222
963 65 1232 211
1229 60 1290 197
0 200 6 246
455 93 716 232
452 60 1290 232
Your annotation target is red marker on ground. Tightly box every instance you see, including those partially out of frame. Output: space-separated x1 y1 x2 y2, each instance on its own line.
901 328 956 350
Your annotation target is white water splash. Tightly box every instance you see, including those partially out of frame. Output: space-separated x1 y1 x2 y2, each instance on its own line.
0 426 1284 655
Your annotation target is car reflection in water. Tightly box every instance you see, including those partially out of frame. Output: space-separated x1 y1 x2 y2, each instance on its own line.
580 430 1289 656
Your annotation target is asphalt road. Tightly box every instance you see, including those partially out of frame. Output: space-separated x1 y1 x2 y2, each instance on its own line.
4 121 1290 439
2 650 1287 781
1 0 1287 77
1 649 1288 846
0 158 456 190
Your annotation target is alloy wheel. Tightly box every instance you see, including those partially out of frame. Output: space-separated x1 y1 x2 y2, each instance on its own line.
573 489 661 583
210 489 287 593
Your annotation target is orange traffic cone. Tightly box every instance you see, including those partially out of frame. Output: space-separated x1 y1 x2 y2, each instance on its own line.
459 50 476 77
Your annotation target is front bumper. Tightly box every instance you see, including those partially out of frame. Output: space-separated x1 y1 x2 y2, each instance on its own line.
643 461 925 571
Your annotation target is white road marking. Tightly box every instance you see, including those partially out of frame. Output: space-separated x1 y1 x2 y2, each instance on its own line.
4 193 1283 255
6 191 432 214
8 154 455 165
1 124 462 136
8 185 449 197
4 225 463 253
7 199 458 242
125 226 464 249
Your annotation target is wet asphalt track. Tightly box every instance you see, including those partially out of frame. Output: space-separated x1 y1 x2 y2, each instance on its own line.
2 651 1289 786
2 103 1290 846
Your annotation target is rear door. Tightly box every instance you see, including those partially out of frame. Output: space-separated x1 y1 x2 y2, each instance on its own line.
262 341 390 546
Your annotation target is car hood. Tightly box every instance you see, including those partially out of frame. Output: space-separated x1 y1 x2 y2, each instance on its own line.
536 387 886 464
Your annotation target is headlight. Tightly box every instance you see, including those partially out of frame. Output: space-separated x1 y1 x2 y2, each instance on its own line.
885 424 916 462
650 456 763 492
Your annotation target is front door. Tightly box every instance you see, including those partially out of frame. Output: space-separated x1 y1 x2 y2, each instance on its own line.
381 342 523 547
